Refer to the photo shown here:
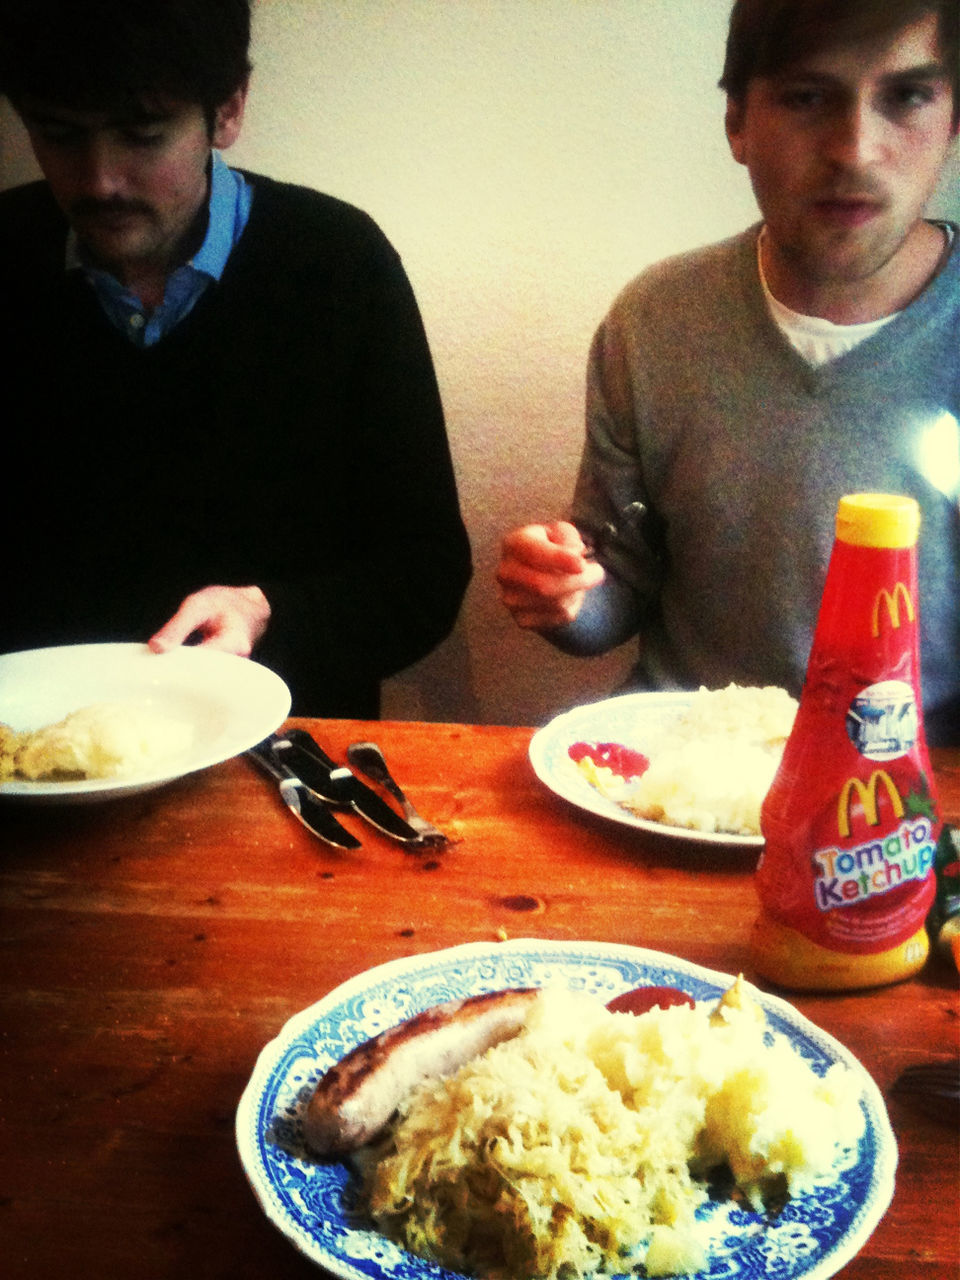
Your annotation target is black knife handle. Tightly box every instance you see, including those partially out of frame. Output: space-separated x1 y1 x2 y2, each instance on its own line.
283 728 339 771
248 737 289 782
248 738 361 849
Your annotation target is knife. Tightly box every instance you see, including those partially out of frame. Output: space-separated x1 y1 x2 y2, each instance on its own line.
271 729 424 844
247 738 361 849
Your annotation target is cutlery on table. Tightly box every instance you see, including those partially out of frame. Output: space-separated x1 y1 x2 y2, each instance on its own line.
272 729 424 845
891 1059 960 1124
346 740 449 846
247 738 361 849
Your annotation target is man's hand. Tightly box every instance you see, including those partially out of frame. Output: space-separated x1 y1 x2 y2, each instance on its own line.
496 521 604 630
148 585 271 657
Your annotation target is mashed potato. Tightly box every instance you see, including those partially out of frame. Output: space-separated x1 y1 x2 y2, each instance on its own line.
1 702 193 780
624 739 781 835
361 981 863 1279
581 684 797 835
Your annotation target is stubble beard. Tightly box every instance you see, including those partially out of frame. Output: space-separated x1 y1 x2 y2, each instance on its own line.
776 213 911 289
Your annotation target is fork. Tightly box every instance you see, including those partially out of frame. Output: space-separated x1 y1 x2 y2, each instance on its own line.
581 501 648 561
891 1060 959 1124
346 741 449 846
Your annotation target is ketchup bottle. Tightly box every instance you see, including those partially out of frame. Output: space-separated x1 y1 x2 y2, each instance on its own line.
751 494 940 991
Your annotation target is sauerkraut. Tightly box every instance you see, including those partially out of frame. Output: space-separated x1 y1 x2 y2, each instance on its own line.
360 982 863 1279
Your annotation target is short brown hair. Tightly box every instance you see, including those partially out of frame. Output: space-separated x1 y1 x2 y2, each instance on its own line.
720 0 960 126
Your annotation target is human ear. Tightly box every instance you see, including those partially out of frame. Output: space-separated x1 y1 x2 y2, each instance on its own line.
725 96 747 165
211 82 248 150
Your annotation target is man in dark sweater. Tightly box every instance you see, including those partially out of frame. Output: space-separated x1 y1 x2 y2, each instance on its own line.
0 0 471 716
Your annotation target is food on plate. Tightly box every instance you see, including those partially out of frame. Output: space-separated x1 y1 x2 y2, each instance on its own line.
0 722 21 780
0 702 193 781
568 741 650 784
605 985 695 1015
327 978 864 1279
626 737 781 835
570 684 798 835
303 988 539 1156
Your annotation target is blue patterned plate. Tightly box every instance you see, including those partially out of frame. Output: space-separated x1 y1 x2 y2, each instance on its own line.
236 939 896 1280
528 692 765 847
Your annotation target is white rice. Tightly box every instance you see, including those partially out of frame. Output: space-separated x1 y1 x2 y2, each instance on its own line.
588 685 798 836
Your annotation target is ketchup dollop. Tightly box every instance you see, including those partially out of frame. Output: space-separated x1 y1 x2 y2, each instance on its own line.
605 986 696 1015
568 741 650 780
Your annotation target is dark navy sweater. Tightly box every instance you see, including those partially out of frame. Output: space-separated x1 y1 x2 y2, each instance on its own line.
0 174 471 715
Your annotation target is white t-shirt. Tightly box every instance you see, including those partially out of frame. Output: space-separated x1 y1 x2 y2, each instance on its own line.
758 223 954 366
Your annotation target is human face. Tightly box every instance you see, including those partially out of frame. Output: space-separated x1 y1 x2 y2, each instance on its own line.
725 13 957 319
20 89 245 293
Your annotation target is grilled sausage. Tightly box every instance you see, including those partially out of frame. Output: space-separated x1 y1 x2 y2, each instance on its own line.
303 987 540 1156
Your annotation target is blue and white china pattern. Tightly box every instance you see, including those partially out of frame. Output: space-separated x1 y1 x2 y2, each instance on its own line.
528 693 764 847
236 939 896 1280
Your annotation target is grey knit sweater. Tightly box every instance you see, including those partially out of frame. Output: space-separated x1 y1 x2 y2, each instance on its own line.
558 223 960 744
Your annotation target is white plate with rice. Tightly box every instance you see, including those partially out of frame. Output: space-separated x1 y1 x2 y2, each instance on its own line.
0 641 290 802
528 689 798 848
236 937 896 1280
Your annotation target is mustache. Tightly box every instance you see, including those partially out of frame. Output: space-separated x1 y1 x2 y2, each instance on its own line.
814 178 886 203
69 197 153 219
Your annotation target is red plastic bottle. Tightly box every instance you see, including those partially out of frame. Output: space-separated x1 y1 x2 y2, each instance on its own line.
751 494 941 991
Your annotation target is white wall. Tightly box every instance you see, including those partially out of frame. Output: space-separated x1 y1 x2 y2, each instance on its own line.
3 1 957 727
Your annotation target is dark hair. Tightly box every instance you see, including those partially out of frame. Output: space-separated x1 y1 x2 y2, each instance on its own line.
720 0 959 125
0 0 251 125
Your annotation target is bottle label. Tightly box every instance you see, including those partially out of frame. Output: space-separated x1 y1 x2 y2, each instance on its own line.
929 825 960 938
783 749 938 949
845 680 917 760
811 812 936 912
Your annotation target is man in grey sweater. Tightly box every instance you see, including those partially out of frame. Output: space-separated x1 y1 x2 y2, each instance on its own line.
497 0 960 744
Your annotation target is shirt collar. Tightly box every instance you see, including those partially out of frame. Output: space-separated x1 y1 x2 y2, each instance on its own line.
191 150 246 281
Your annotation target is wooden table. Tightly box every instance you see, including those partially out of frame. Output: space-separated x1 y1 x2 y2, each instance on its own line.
1 719 957 1280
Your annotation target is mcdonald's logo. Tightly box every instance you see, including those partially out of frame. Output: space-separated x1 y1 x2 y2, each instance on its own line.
837 770 905 838
871 582 914 637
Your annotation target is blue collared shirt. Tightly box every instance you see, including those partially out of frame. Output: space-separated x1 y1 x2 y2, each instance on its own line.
66 152 253 347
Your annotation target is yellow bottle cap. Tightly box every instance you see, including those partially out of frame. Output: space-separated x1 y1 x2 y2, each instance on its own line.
835 493 920 549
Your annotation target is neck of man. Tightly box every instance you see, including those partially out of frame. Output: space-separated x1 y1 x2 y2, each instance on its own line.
123 267 173 313
86 199 210 314
759 219 948 324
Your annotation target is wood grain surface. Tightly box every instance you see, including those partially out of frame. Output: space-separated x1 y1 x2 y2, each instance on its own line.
1 719 957 1280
